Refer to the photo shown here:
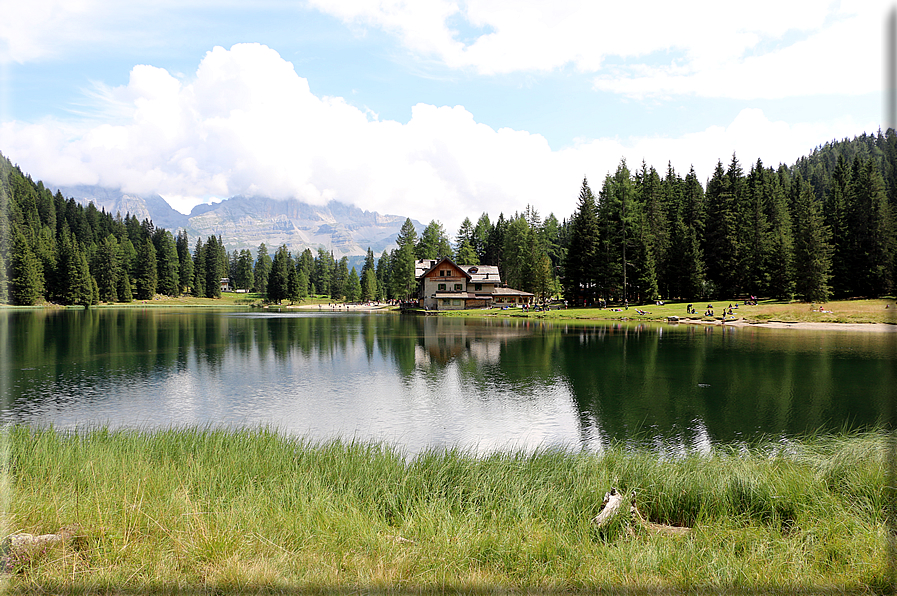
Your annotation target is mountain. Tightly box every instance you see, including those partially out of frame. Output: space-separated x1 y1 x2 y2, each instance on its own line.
57 186 191 231
57 186 423 259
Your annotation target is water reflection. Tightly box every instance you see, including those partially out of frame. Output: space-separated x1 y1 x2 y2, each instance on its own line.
1 309 892 455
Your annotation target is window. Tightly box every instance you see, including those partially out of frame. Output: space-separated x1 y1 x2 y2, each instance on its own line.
439 270 445 277
474 284 481 291
454 283 463 291
452 299 462 306
437 283 446 291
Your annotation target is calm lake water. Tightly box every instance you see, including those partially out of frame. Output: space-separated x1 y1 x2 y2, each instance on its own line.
1 308 893 454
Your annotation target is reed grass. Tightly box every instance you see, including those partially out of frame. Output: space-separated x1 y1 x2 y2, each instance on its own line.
3 426 888 592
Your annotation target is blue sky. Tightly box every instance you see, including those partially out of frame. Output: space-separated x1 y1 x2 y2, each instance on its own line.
0 0 886 232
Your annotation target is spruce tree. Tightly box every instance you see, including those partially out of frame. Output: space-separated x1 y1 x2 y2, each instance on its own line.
563 177 600 304
154 229 179 296
391 218 418 300
10 229 42 305
0 184 9 303
203 236 223 298
345 267 361 302
254 243 272 296
193 237 206 298
95 234 121 303
267 244 291 303
176 230 194 295
135 237 157 300
792 174 832 302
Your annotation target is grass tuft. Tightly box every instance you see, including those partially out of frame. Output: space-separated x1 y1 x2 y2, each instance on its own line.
3 425 886 591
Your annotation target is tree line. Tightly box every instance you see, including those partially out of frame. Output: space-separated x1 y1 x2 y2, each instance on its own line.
1 129 895 307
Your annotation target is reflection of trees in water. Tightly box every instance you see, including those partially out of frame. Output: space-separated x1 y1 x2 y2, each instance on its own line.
2 311 890 445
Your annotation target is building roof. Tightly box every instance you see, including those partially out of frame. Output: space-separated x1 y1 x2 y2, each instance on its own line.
415 258 502 284
491 287 535 297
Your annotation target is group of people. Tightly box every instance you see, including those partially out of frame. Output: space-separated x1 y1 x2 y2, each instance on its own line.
685 303 737 317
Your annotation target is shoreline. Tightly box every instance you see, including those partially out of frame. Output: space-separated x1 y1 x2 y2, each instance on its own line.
678 318 897 332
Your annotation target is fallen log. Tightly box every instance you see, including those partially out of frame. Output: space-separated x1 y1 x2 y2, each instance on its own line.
592 488 691 536
2 524 82 572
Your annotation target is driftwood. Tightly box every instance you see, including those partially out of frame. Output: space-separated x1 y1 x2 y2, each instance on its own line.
592 488 691 537
2 525 82 572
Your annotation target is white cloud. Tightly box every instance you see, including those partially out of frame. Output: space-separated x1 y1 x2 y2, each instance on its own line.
0 44 876 233
307 0 887 98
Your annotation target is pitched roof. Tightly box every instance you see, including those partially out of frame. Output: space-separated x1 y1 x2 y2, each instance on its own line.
414 259 501 283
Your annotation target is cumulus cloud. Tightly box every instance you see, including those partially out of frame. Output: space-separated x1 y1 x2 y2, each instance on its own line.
308 0 886 98
0 44 875 232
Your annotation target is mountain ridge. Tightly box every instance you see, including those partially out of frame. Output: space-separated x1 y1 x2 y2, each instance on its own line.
55 185 423 259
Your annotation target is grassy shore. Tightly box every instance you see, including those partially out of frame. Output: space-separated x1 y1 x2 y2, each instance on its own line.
443 297 897 326
2 426 888 592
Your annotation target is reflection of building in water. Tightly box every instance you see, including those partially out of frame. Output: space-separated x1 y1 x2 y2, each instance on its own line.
413 318 533 366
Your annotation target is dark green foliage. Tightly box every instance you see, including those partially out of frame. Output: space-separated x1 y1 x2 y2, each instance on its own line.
704 157 743 298
134 238 157 300
791 175 832 302
234 249 254 291
176 230 194 295
267 244 291 304
94 234 122 303
360 248 378 302
391 218 418 300
416 220 452 260
254 243 272 296
313 248 333 297
192 237 206 298
345 266 361 302
0 183 9 304
203 236 223 298
153 229 180 296
10 229 42 305
454 218 478 265
564 178 601 304
332 256 349 300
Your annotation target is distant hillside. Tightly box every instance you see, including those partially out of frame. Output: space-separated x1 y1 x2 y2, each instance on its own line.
57 186 423 258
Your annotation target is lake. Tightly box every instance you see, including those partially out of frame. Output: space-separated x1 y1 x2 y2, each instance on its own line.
1 308 893 454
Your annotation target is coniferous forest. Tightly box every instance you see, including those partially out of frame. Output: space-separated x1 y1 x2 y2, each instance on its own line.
1 130 895 307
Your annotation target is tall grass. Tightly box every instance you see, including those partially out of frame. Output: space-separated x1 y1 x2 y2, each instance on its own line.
4 426 887 592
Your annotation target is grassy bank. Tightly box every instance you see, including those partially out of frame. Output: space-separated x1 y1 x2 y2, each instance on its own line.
0 293 336 310
442 297 897 326
2 427 888 592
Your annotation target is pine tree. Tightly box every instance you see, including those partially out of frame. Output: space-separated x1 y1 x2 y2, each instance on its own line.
345 267 361 302
153 229 179 296
10 229 42 305
791 174 832 302
235 249 254 291
254 243 272 296
95 234 121 303
391 218 418 299
267 244 291 304
135 237 157 300
564 177 600 304
332 256 349 300
176 230 194 295
0 183 9 303
361 248 378 302
704 159 741 298
455 218 478 264
473 213 492 264
416 220 451 259
193 237 206 298
203 236 223 298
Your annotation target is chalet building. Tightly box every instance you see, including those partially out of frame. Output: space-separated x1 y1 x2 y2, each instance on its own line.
414 257 534 310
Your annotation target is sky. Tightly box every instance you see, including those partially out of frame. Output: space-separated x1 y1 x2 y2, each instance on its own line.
0 0 889 233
